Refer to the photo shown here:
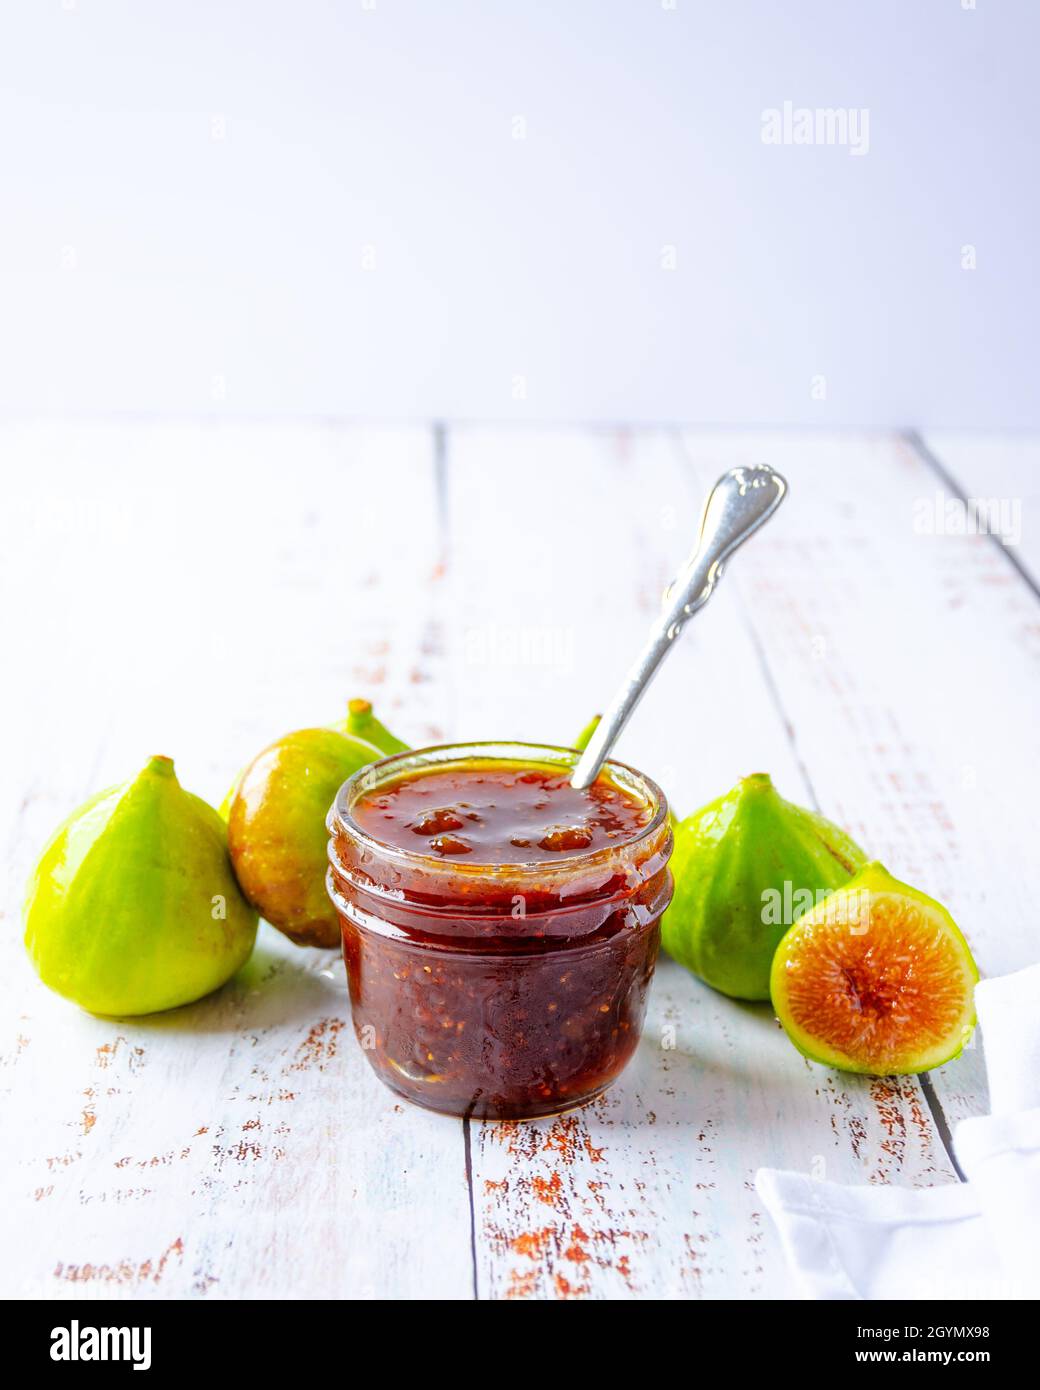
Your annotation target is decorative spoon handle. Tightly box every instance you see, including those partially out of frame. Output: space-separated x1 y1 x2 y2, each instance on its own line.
570 464 788 790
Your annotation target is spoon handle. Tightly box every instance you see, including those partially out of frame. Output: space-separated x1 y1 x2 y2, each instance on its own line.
570 464 788 790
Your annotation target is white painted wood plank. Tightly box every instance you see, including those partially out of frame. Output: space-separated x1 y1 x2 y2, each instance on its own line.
446 427 963 1300
919 432 1040 583
3 930 470 1300
0 420 472 1299
676 430 1040 1127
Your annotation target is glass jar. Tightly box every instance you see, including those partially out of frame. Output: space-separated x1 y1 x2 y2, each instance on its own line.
326 741 673 1120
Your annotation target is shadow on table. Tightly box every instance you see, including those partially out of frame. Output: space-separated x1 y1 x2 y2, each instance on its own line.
110 929 348 1038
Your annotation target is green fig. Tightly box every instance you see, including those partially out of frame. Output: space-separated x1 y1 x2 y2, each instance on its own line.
573 713 602 753
333 698 409 756
227 727 383 948
24 756 258 1016
662 773 866 1001
771 861 978 1074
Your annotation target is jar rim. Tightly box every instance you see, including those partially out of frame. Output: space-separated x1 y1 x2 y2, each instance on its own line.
326 739 669 881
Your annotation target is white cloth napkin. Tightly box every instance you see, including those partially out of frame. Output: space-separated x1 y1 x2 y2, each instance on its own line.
756 963 1040 1300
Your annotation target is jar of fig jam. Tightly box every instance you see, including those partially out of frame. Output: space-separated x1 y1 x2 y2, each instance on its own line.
326 741 673 1120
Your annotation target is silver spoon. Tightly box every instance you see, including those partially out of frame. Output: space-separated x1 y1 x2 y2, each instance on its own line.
570 464 788 790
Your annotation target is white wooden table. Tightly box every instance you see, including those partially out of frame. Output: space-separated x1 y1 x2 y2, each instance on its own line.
2 423 1037 1300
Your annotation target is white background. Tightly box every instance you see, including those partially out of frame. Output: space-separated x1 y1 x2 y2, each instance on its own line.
0 0 1035 428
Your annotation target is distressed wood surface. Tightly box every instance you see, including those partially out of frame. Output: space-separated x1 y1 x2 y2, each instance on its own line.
0 423 473 1301
1 422 1037 1299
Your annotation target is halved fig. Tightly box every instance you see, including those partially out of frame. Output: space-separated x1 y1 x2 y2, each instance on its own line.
770 861 978 1075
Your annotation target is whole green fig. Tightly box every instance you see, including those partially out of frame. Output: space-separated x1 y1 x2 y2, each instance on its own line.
662 773 866 1000
24 756 258 1016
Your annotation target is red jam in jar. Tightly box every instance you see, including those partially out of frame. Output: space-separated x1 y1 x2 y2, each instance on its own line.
326 742 673 1119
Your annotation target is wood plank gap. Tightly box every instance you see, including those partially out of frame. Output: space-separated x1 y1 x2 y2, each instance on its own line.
918 1074 966 1182
666 427 826 809
462 1115 480 1301
903 429 1040 602
431 420 480 1296
430 420 459 743
737 608 824 814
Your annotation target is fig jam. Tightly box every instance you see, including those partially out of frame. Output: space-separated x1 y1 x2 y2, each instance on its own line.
327 743 673 1120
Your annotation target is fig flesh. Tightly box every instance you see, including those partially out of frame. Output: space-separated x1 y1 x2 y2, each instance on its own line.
770 860 978 1075
662 773 865 1000
24 756 258 1016
227 727 383 947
